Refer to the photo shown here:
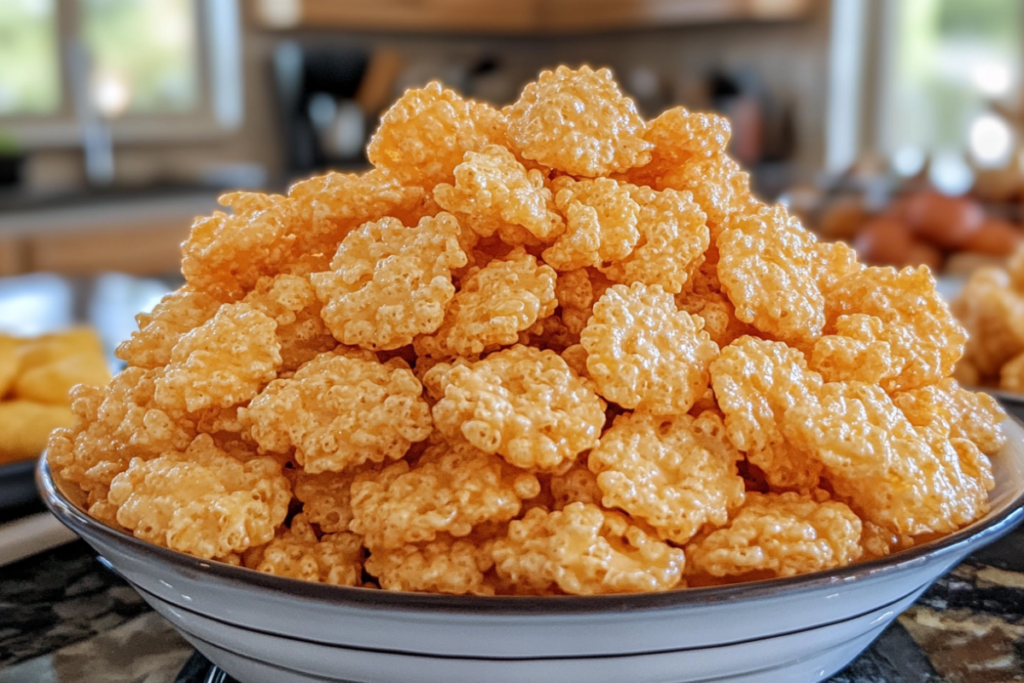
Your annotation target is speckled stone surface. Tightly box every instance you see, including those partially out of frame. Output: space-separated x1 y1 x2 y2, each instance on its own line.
0 530 1021 683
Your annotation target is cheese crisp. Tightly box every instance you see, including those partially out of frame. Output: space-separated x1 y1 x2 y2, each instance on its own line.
48 66 1004 594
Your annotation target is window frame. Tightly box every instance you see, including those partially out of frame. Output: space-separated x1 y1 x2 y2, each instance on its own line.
1 0 243 148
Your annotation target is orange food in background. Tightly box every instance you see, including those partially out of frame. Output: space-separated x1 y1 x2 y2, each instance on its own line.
0 328 110 465
820 192 1023 272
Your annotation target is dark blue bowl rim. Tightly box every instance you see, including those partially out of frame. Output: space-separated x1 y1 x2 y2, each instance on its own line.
37 428 1024 616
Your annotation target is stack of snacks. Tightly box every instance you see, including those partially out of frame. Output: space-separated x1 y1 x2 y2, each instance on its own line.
953 244 1024 391
48 66 1005 595
1 328 110 465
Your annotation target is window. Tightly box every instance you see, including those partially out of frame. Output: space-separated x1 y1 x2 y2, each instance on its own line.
878 0 1023 188
0 0 242 146
0 0 62 116
80 0 201 115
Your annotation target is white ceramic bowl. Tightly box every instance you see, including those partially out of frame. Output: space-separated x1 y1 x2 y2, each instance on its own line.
39 419 1024 683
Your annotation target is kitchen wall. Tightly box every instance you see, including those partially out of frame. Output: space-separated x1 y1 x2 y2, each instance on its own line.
21 0 832 195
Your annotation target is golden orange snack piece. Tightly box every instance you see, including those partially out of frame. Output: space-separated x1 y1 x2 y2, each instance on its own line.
892 378 1006 455
108 435 291 560
505 66 652 177
675 289 753 348
368 81 506 189
181 192 301 302
643 107 731 170
245 350 432 474
718 204 826 343
434 145 564 243
48 367 196 504
350 441 536 551
414 248 557 359
244 273 337 372
555 268 612 336
809 314 896 386
813 240 862 296
785 382 992 537
116 288 222 369
427 345 605 472
825 266 966 392
254 514 364 586
710 337 824 491
686 492 863 580
600 186 709 294
154 303 281 413
491 502 685 595
655 153 753 238
542 177 641 270
546 459 603 510
589 410 745 544
312 213 468 350
290 467 373 535
365 533 496 595
581 283 719 415
288 168 430 258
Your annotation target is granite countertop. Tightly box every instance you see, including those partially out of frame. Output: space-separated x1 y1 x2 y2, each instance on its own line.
0 529 1022 683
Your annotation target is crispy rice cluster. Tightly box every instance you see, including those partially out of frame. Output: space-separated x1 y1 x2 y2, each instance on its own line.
49 66 1004 595
953 246 1024 393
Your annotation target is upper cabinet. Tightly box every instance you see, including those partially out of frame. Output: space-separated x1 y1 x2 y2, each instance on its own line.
252 0 814 34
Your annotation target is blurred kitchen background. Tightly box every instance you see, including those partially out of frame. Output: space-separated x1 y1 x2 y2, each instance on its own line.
1 0 1023 303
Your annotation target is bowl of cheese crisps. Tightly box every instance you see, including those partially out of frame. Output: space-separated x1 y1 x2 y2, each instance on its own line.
40 66 1024 683
1 327 109 509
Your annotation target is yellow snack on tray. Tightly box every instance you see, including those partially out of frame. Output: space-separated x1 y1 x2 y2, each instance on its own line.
17 327 105 373
581 282 719 415
505 66 652 178
426 345 605 472
686 492 863 580
245 350 432 474
589 410 745 544
0 336 21 398
0 400 74 465
491 502 685 595
48 65 1004 595
14 352 111 406
312 213 468 350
